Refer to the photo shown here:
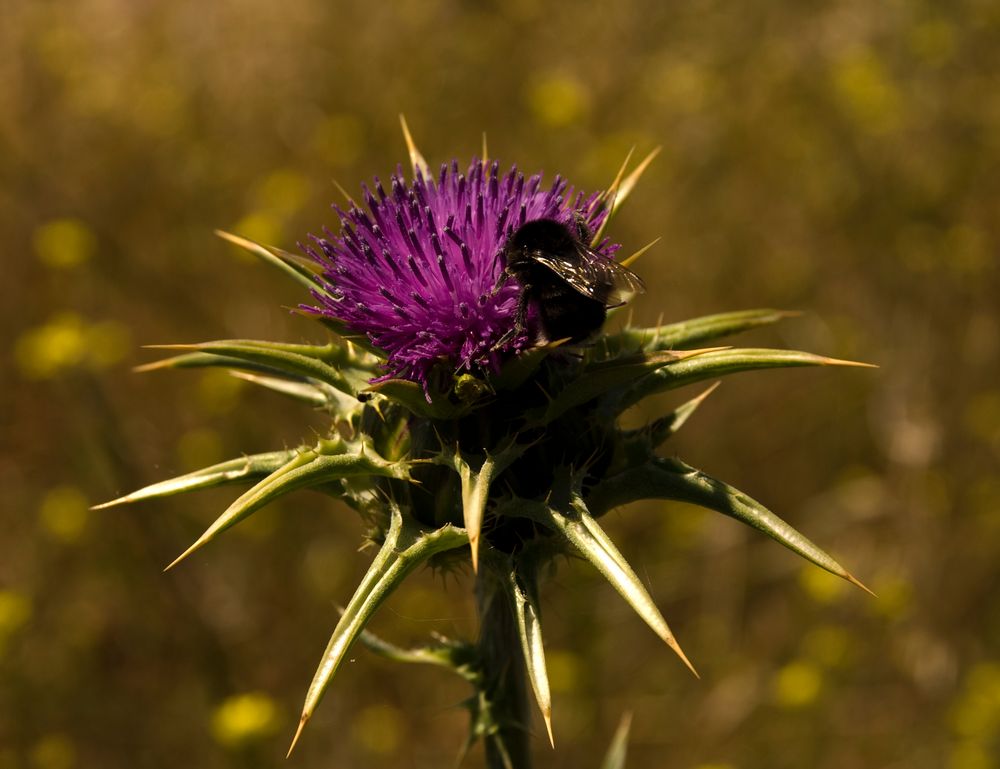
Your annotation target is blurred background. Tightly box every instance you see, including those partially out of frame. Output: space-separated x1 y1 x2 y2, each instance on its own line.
2 0 998 767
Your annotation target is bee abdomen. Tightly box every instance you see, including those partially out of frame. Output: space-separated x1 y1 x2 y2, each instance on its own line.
536 293 606 343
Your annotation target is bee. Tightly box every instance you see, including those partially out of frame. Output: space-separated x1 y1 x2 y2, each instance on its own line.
497 218 646 345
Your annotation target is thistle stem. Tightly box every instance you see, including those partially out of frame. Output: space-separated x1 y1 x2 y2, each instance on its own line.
477 568 533 769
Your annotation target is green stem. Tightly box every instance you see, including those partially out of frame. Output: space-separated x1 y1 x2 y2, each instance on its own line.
477 568 533 769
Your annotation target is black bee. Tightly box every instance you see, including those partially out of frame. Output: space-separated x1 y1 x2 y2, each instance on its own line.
497 218 646 344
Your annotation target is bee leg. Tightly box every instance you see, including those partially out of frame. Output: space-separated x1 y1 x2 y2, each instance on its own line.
492 285 530 350
572 213 592 243
488 267 511 298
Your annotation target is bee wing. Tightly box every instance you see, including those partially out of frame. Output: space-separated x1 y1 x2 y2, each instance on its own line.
528 245 646 307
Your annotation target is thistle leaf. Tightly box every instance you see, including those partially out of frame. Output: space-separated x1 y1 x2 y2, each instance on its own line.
646 380 720 442
288 510 468 755
215 230 320 292
503 559 554 747
527 348 726 427
92 450 297 509
618 382 721 453
166 443 410 570
363 378 468 419
354 625 479 683
136 351 353 411
227 371 329 406
508 496 697 676
144 339 370 397
586 457 873 594
436 440 528 571
606 309 800 357
615 347 875 414
134 351 298 376
490 342 563 393
600 712 633 769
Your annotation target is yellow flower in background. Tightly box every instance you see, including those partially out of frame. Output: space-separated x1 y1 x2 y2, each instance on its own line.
211 692 280 747
772 661 823 708
0 590 32 645
33 219 95 270
40 486 90 544
527 73 589 127
14 313 130 380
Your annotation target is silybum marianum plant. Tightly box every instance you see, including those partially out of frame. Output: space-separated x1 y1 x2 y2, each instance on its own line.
100 121 872 769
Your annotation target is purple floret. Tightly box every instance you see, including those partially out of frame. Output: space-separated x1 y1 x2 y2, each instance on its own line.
303 159 618 390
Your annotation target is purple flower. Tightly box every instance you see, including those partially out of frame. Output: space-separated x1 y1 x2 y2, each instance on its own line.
304 160 620 390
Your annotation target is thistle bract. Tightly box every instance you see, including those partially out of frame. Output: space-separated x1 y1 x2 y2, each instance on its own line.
103 122 872 768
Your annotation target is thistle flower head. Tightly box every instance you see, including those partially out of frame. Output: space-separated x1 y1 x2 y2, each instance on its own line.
304 160 618 388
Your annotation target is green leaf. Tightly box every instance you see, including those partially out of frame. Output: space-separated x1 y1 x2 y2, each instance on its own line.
504 495 697 676
600 712 633 769
288 509 468 755
615 347 875 413
606 309 800 355
435 440 528 571
134 351 301 376
165 442 410 569
137 353 331 404
525 348 724 426
136 349 367 414
144 339 372 398
227 371 329 406
502 553 553 747
489 342 562 392
92 450 297 509
586 457 872 594
354 625 479 684
363 378 468 420
307 314 386 358
215 230 320 292
617 382 720 455
215 231 388 354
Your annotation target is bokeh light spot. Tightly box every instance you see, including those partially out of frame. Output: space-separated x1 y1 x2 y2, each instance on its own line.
0 589 32 643
527 74 589 127
798 566 846 604
831 50 902 134
255 169 310 218
40 486 90 543
772 661 823 708
14 313 87 380
33 219 96 269
211 692 280 747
